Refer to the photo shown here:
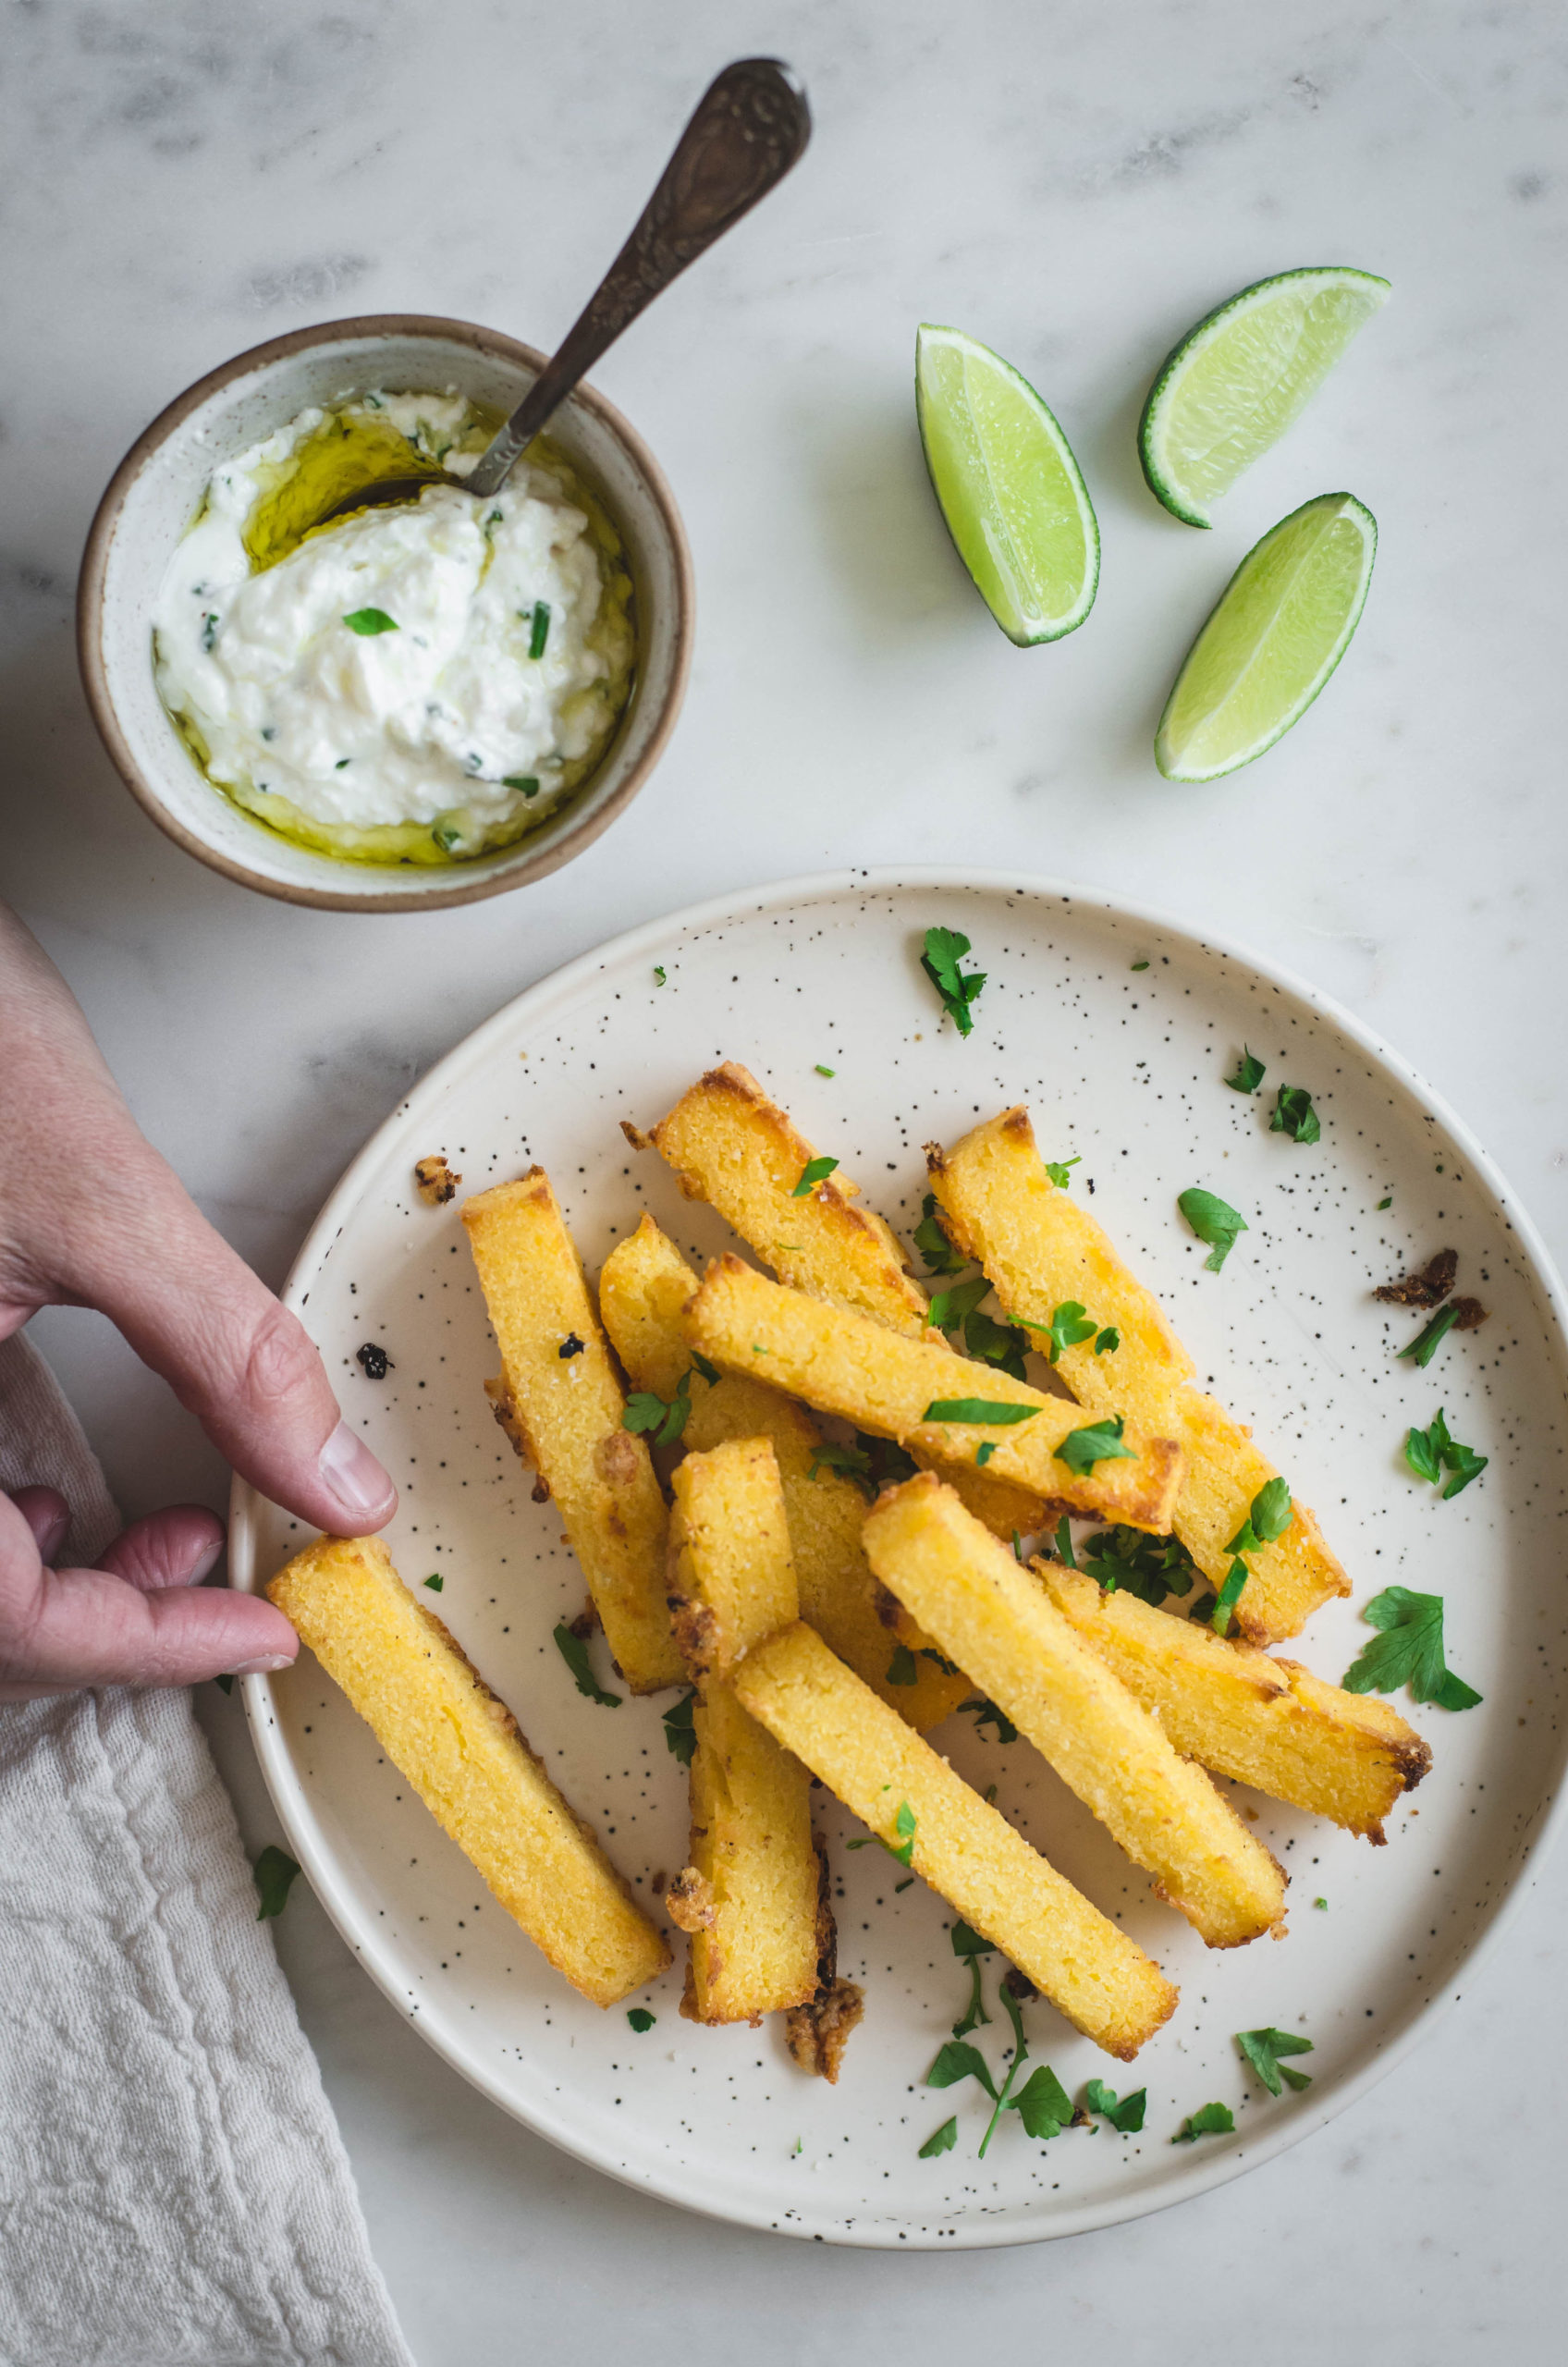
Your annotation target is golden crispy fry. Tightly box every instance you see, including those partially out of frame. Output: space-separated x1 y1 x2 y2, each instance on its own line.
730 1622 1178 2060
666 1441 822 2023
864 1477 1286 1946
683 1255 1185 1532
599 1216 967 1726
927 1108 1349 1641
648 1061 931 1332
642 1064 1045 1540
267 1535 668 2006
1039 1564 1429 1841
461 1171 682 1692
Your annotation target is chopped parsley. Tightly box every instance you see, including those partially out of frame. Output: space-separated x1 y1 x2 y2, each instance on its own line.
1172 2102 1234 2142
1057 1417 1136 1475
1378 1196 1392 1209
627 2007 656 2031
1397 1304 1460 1367
921 926 986 1036
1131 960 1150 973
815 1062 836 1077
963 1307 1031 1380
1210 1560 1249 1635
919 2116 959 2157
975 1441 998 1466
923 1396 1037 1427
887 1644 919 1687
1405 1407 1488 1499
1237 2026 1314 2094
929 1979 1072 2156
252 1845 301 1922
690 1350 720 1385
1054 1515 1075 1567
1271 1085 1321 1145
1021 1301 1097 1364
913 1192 967 1275
502 775 541 797
960 1696 1019 1745
808 1440 875 1493
528 600 551 658
422 1572 444 1592
1081 1526 1199 1605
654 964 667 986
1084 2078 1146 2132
623 1363 711 1445
1226 1049 1266 1094
1095 1326 1120 1354
1178 1187 1249 1272
846 1798 917 1866
791 1156 839 1196
553 1622 622 1708
925 1274 992 1334
1209 1478 1293 1635
342 607 398 635
1315 1896 1328 1909
1043 1156 1081 1191
201 612 219 652
1342 1586 1481 1711
920 1648 961 1674
950 1918 996 2037
662 1688 698 1766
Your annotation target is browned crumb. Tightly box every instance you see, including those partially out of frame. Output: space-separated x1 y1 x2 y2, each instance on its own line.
568 1602 600 1640
1001 1967 1038 2004
785 1979 864 2083
666 1867 717 1933
1374 1248 1457 1308
531 1475 551 1504
666 1591 718 1677
594 1429 640 1487
414 1154 460 1206
619 1119 654 1153
1451 1296 1489 1331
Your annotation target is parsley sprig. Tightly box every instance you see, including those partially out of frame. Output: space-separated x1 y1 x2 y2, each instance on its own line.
1179 1187 1249 1272
1207 1477 1293 1636
928 1978 1072 2156
252 1845 301 1922
921 926 986 1036
1271 1085 1321 1144
1237 2026 1314 2094
913 1192 967 1274
1341 1587 1481 1711
553 1623 621 1708
791 1156 839 1197
847 1798 917 1867
622 1355 717 1447
1226 1049 1266 1094
1057 1416 1136 1475
1079 1525 1200 1606
1084 2078 1146 2132
1172 2101 1234 2143
1044 1155 1081 1191
1405 1407 1487 1499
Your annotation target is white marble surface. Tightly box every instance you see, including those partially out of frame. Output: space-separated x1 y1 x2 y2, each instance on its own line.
3 0 1565 2355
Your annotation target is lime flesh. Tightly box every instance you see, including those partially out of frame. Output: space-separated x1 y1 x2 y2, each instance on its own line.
1140 268 1389 528
1156 493 1376 782
916 325 1099 644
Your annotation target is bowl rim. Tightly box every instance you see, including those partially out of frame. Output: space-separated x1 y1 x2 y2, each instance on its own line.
76 312 694 914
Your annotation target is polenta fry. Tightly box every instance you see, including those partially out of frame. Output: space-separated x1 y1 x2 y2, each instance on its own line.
461 1171 683 1693
730 1622 1178 2060
666 1441 824 2023
267 1534 669 2005
864 1477 1287 1947
1040 1564 1430 1841
599 1215 967 1726
683 1255 1185 1532
926 1109 1349 1641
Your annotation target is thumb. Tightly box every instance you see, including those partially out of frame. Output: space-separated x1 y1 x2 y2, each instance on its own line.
67 1147 396 1536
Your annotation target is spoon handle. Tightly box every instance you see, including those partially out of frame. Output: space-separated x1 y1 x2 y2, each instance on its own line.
465 57 811 497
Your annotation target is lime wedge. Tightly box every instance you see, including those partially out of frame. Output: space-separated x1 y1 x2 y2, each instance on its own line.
916 325 1099 644
1156 492 1376 782
1140 268 1389 529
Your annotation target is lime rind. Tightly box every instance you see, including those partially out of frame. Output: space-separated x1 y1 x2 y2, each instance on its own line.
916 324 1100 645
1156 492 1377 782
1140 267 1390 529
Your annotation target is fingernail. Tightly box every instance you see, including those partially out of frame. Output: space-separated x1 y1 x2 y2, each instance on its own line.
318 1420 395 1526
231 1653 295 1675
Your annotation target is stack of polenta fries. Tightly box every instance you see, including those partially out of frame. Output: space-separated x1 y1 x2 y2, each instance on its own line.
270 1061 1431 2075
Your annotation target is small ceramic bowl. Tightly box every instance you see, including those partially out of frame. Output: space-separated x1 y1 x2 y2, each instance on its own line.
78 314 693 913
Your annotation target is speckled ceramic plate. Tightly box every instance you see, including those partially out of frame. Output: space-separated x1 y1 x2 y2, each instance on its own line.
230 868 1568 2248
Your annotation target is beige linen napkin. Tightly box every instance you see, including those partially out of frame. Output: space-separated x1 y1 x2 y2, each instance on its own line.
0 1331 415 2367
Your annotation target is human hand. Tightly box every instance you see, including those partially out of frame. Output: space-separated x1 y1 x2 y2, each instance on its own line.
0 905 397 1696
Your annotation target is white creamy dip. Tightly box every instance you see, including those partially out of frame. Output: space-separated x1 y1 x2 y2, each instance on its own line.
153 393 634 863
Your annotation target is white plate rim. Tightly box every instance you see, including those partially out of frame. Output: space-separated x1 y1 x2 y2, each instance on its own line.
231 863 1568 2247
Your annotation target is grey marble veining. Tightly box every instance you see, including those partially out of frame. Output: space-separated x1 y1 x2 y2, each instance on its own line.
2 2 1565 2358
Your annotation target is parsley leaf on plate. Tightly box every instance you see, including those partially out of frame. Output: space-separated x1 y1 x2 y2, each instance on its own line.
950 1918 996 2036
342 607 398 635
921 927 986 1036
653 964 667 986
1019 1301 1098 1364
925 1274 992 1334
1095 1325 1121 1354
1398 1304 1460 1367
626 2007 655 2032
1056 1416 1136 1475
791 1156 839 1197
963 1307 1030 1379
960 1696 1019 1746
553 1622 622 1708
1044 1156 1081 1191
1084 2078 1146 2132
423 1572 444 1591
253 1845 301 1922
1405 1407 1488 1499
1178 1187 1249 1272
1226 1049 1266 1094
926 2039 997 2098
1011 2064 1073 2141
1172 2102 1234 2143
919 2116 959 2157
1342 1587 1481 1710
1237 2026 1314 2095
1271 1085 1321 1144
662 1688 698 1765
